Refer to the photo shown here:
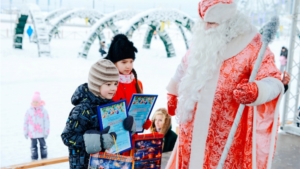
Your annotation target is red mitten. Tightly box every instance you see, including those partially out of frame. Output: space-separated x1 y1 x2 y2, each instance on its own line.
233 79 258 104
143 119 152 130
167 93 178 116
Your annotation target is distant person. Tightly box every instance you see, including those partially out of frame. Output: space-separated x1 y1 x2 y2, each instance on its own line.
23 92 50 160
61 59 136 169
99 41 107 57
53 29 60 39
153 30 157 39
26 25 33 42
150 108 177 152
279 46 288 72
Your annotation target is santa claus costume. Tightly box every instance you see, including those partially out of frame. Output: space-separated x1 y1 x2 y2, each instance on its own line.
166 0 284 169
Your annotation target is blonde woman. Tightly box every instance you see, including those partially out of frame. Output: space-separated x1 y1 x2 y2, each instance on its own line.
150 108 177 152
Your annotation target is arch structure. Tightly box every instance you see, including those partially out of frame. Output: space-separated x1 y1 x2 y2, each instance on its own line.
120 8 195 57
78 10 137 58
48 8 105 41
13 3 50 57
44 8 70 23
143 21 177 57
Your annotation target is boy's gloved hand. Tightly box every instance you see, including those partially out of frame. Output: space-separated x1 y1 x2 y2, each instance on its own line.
233 79 258 104
83 126 117 154
167 93 177 116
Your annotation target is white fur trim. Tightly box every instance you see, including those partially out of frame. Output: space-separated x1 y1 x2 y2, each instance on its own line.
189 66 221 168
247 77 283 106
252 106 257 169
166 78 179 96
266 85 284 169
204 3 237 24
252 83 284 169
223 28 258 60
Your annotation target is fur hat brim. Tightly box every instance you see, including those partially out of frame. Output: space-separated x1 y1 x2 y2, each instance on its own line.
203 3 237 24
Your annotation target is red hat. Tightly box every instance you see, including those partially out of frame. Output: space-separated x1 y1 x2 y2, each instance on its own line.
198 0 237 24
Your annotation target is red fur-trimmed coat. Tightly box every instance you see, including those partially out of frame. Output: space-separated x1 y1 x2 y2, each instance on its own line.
166 33 283 169
113 80 143 105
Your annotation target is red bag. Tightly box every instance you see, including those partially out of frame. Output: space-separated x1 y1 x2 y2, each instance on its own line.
131 133 164 169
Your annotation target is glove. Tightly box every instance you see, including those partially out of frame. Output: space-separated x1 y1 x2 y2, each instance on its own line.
44 135 48 139
25 135 28 139
123 115 136 133
233 79 258 104
167 93 177 116
143 119 152 130
282 71 290 85
83 126 117 154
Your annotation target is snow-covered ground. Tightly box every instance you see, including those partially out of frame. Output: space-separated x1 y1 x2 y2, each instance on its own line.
0 13 298 168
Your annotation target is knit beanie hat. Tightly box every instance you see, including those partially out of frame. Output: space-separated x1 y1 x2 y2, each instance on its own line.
31 92 45 107
104 34 138 63
198 0 237 24
88 59 119 96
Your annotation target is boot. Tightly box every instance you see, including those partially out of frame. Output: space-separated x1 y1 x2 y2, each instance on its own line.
40 146 47 159
31 147 38 160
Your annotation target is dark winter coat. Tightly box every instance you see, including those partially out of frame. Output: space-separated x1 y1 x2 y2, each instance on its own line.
163 127 177 153
61 83 112 169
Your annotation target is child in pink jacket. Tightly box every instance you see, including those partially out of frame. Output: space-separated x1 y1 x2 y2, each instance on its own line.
23 92 50 160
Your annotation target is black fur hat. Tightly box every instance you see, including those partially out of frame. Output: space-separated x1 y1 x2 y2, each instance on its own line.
104 34 138 63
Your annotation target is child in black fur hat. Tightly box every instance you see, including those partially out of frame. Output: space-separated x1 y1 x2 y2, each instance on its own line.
104 34 143 105
104 34 152 155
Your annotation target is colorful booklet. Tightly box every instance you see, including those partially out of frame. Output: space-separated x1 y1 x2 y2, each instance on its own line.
97 100 132 154
132 133 164 169
89 152 133 169
127 94 158 133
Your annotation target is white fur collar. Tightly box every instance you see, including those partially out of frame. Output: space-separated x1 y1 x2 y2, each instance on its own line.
222 26 258 60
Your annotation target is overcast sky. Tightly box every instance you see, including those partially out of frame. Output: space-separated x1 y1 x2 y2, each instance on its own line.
1 0 201 18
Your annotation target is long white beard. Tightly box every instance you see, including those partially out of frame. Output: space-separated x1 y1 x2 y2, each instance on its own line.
176 12 253 124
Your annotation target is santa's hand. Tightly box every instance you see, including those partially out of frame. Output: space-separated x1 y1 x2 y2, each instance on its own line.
233 79 258 104
282 71 290 85
167 93 177 116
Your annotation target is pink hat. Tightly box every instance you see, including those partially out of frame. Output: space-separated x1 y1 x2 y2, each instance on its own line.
198 0 237 24
31 92 45 107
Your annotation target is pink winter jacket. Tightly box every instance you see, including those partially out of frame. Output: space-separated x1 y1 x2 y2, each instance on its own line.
23 106 50 139
279 56 287 66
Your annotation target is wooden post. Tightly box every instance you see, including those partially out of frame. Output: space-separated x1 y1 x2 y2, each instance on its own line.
2 156 68 169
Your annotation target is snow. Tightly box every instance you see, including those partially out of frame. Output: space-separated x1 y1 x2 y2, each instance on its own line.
0 13 299 168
